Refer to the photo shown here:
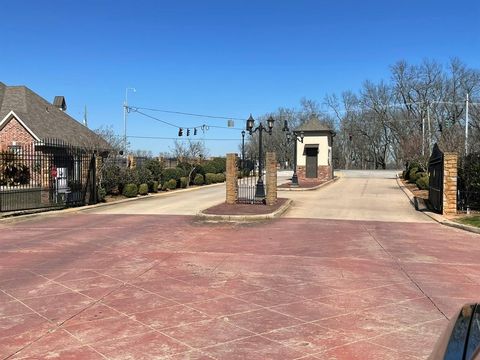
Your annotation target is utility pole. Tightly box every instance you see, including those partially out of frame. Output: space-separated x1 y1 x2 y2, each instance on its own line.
465 93 469 155
83 105 88 127
124 88 136 154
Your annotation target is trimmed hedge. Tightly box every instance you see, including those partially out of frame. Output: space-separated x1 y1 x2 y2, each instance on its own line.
416 174 429 190
161 168 182 184
123 183 138 197
193 174 204 185
163 178 177 190
204 173 216 185
215 173 225 182
138 183 149 195
148 180 159 193
180 177 188 188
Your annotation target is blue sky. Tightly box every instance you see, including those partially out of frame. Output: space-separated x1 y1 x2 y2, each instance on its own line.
1 0 478 155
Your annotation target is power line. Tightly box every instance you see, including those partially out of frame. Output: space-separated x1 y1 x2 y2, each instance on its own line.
128 135 239 141
130 106 245 121
129 108 244 131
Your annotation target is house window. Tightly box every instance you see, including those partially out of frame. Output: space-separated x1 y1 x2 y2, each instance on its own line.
8 145 22 155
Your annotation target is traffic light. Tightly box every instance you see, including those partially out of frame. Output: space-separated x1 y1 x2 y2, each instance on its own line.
187 129 190 136
178 128 183 136
194 128 197 135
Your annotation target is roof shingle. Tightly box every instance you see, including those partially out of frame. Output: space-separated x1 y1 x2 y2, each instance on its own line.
0 82 110 150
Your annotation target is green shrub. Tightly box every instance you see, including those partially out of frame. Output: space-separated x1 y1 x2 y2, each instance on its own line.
408 167 419 182
100 163 121 194
202 162 218 174
165 178 177 190
149 180 159 193
215 173 225 182
119 168 139 192
237 170 243 179
416 174 429 190
144 159 163 181
161 168 182 185
137 166 153 186
138 183 149 195
205 173 216 185
123 183 138 197
97 186 106 202
193 174 204 185
180 176 188 188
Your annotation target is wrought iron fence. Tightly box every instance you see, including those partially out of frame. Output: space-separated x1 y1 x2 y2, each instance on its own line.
0 139 98 212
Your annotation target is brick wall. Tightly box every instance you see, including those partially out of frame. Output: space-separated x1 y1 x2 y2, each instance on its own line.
296 165 332 183
0 116 36 150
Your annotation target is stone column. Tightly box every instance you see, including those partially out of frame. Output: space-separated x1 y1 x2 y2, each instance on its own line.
443 152 457 215
128 155 136 169
225 153 238 204
265 152 277 205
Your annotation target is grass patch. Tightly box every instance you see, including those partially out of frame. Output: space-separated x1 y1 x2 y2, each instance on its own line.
456 215 480 228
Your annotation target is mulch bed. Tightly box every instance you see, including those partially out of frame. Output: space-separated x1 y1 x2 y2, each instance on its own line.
278 181 324 189
202 198 288 215
400 178 428 201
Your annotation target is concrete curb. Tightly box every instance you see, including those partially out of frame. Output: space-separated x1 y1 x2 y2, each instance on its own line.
277 176 339 191
396 174 480 235
0 182 226 221
196 199 293 222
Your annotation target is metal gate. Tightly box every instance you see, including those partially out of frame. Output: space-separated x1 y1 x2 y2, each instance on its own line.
237 159 266 204
0 139 98 212
428 143 444 213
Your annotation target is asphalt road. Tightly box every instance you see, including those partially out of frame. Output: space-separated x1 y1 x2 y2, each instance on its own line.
86 170 429 223
283 169 431 222
85 172 293 216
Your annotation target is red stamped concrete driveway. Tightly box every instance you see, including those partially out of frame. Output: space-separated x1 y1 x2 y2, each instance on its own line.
1 213 480 359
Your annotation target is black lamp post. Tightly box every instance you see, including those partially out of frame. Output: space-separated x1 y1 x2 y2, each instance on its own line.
246 114 274 199
282 120 304 187
241 130 245 170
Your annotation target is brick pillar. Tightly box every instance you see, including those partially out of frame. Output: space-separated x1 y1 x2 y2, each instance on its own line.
225 153 238 204
265 152 277 205
443 152 457 215
128 155 136 169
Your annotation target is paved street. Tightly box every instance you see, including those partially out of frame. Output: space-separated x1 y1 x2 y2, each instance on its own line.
1 171 479 359
284 170 431 222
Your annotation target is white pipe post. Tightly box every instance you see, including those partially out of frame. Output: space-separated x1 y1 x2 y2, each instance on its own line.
465 93 469 155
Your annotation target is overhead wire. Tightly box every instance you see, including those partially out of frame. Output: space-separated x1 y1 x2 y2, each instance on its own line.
128 135 239 141
130 106 245 121
128 107 245 131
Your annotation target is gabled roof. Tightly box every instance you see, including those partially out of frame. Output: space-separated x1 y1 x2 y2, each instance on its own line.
0 82 110 151
295 117 334 133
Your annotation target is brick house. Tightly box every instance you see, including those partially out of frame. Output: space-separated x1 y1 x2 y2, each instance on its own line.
295 117 335 183
0 82 108 151
0 82 110 210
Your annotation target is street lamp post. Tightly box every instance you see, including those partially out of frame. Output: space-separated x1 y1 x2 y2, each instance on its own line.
241 130 245 170
246 115 274 199
124 87 136 154
283 120 304 187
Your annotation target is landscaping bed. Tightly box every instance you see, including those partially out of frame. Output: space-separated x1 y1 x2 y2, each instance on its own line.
202 198 288 215
278 180 324 189
400 177 429 201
